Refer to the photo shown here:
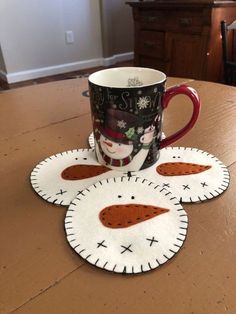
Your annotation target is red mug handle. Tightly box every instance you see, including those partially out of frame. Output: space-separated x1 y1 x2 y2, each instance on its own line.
160 85 200 149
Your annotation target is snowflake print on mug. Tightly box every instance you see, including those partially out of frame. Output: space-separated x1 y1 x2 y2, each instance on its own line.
137 96 150 110
127 77 143 87
117 120 127 129
137 126 144 134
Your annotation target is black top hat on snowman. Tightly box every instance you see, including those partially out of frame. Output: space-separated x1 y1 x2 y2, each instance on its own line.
100 109 141 145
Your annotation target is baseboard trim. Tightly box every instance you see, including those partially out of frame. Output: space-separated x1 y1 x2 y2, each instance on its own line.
0 69 7 82
102 52 134 67
5 52 134 84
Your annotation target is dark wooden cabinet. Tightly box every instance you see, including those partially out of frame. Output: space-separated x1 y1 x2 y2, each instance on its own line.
127 1 236 82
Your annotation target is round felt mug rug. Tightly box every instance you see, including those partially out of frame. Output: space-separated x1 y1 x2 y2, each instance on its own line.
30 149 125 206
138 147 230 203
65 176 188 274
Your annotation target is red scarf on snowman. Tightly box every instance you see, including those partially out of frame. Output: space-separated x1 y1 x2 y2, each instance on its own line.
99 148 133 167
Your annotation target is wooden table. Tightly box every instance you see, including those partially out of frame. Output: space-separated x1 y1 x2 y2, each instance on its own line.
0 77 236 314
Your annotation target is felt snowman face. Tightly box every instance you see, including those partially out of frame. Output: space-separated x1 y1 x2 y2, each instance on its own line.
30 149 125 206
65 176 188 274
99 134 134 159
138 147 230 203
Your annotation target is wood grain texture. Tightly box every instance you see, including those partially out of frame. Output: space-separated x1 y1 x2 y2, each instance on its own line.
0 115 92 314
0 78 90 141
0 77 236 314
128 1 236 82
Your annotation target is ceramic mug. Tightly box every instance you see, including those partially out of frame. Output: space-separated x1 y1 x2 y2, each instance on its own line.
88 67 200 171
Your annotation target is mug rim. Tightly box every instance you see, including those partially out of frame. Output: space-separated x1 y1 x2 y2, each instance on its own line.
88 67 166 88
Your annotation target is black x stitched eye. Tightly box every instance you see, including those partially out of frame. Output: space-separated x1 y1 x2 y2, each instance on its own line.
118 195 122 198
131 196 135 200
83 158 87 160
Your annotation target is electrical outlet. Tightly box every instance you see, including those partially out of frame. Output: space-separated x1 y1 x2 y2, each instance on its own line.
65 31 74 44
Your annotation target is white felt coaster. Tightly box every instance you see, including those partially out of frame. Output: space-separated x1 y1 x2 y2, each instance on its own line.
30 149 125 206
137 147 230 203
88 132 95 149
65 176 188 274
88 131 165 149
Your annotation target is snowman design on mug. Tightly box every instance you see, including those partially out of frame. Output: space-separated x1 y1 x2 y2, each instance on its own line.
95 109 160 171
89 67 201 172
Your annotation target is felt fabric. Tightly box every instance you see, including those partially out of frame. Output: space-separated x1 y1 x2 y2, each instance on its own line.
99 203 169 228
30 147 230 205
65 176 188 274
30 149 125 206
137 147 230 203
88 132 95 149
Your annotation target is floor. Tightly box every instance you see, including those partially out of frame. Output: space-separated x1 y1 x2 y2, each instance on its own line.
0 60 133 91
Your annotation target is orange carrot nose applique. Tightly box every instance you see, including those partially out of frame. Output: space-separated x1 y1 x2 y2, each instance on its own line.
99 204 169 229
61 164 111 180
156 162 211 176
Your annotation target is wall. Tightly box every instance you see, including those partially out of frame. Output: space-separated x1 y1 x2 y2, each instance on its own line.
100 0 134 58
0 46 7 73
0 0 134 83
0 0 103 82
0 0 102 81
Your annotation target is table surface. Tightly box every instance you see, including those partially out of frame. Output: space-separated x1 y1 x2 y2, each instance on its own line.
0 77 236 314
